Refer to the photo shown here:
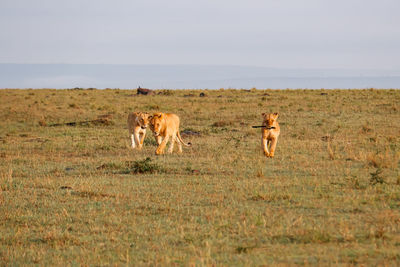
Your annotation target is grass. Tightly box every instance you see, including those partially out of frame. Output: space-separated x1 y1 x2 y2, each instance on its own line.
0 88 400 265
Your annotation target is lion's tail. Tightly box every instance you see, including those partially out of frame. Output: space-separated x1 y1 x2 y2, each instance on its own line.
177 131 192 147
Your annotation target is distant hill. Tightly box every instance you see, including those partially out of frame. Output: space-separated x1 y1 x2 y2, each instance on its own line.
0 64 399 89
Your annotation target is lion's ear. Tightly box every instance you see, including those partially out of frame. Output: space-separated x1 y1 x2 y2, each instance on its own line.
148 115 153 120
261 113 266 116
273 112 279 118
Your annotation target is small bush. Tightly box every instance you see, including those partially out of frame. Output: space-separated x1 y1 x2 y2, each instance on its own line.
370 168 386 185
125 158 161 174
97 158 162 174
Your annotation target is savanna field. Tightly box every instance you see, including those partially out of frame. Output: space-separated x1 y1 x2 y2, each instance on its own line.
0 88 399 265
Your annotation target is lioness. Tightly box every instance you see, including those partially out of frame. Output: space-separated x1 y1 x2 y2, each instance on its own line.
127 112 150 150
261 112 280 158
149 112 191 155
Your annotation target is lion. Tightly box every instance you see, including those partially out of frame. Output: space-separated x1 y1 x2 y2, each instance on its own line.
149 112 191 155
127 112 150 150
261 112 280 158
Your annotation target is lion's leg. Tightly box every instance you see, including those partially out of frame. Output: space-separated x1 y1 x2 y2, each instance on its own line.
269 138 278 158
177 137 183 153
155 135 162 145
156 135 170 155
134 132 141 150
262 138 269 157
139 131 146 149
128 126 136 149
130 132 136 149
128 125 133 148
167 135 176 154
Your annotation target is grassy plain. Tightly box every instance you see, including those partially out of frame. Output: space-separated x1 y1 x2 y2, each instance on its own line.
0 88 399 265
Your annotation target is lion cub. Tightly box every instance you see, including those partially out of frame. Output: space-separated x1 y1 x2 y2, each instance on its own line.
261 112 280 158
149 112 191 155
127 112 150 150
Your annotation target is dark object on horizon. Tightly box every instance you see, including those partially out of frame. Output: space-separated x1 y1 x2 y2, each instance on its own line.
199 92 206 97
137 86 154 95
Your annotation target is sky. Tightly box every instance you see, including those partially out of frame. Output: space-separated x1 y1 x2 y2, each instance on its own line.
1 0 400 70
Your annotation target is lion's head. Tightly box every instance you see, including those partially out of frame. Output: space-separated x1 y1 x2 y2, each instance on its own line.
137 112 150 130
149 112 164 136
262 112 279 128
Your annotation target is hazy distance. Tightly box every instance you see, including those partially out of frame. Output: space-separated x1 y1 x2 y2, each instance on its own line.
1 1 399 89
1 64 399 89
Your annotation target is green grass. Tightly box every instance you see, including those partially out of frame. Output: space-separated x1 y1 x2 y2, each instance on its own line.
0 88 400 265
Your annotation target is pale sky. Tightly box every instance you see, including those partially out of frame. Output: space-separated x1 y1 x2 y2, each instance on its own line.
1 0 399 70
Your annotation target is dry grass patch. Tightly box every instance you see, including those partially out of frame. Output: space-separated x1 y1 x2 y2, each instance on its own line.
0 89 399 265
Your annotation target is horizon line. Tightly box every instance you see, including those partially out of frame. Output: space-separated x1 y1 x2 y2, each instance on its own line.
1 62 399 72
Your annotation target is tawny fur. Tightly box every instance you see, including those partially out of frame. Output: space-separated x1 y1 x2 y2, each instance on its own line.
261 112 281 158
127 112 150 150
149 112 191 155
